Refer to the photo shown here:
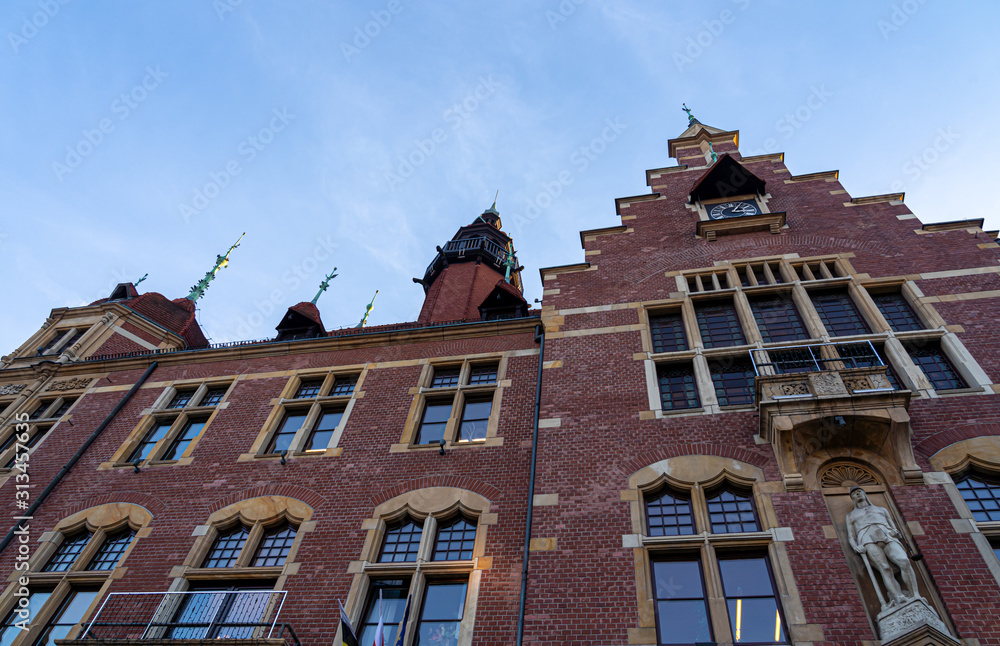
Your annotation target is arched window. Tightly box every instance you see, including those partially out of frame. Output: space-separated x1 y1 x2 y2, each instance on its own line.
645 489 694 536
705 488 760 533
345 488 495 646
955 471 1000 522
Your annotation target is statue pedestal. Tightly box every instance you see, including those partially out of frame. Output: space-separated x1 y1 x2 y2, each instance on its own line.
877 597 957 645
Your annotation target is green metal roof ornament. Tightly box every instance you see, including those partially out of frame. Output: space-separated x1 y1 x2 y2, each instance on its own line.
503 240 517 284
311 268 339 304
357 289 379 328
186 232 245 302
135 273 148 287
682 103 701 126
708 141 718 164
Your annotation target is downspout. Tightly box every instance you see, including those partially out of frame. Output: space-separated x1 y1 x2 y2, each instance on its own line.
516 325 544 646
0 361 158 554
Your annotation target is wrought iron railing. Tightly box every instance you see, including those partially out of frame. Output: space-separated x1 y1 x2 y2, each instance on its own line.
749 340 887 377
78 591 299 644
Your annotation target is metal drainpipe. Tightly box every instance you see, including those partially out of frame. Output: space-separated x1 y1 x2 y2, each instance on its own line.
516 325 544 646
0 361 158 554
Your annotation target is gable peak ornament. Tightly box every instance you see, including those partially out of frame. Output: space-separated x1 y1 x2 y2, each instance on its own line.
844 488 956 644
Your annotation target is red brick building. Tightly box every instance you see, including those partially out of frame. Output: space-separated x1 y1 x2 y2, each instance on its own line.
1 115 999 646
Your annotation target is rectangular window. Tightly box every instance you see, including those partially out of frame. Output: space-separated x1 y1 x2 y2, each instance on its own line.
907 343 967 390
0 591 51 644
267 412 307 454
168 390 195 409
417 581 467 646
656 364 699 411
696 302 745 348
431 368 461 388
710 358 756 406
161 419 206 461
417 401 452 445
650 314 688 353
457 398 491 442
811 290 869 337
128 422 172 462
468 363 499 385
35 588 99 646
652 560 712 645
360 579 410 646
329 375 357 397
749 295 808 343
200 388 227 407
872 292 923 332
304 409 343 451
718 557 787 644
294 380 323 399
50 398 76 418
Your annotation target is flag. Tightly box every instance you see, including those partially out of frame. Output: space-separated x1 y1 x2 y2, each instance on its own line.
339 600 359 646
392 595 412 646
373 589 384 646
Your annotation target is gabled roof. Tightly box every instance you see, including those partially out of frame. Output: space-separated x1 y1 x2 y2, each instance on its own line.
478 279 528 311
689 154 766 202
124 293 208 348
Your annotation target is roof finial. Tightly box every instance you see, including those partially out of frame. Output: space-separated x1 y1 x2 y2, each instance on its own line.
357 290 379 328
503 240 517 284
186 233 245 302
682 103 701 126
135 273 148 287
484 190 500 216
708 141 718 164
311 268 339 304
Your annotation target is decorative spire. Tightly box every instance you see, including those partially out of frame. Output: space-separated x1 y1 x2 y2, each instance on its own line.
135 273 148 287
311 268 339 304
682 103 701 126
485 189 499 216
186 233 245 302
358 290 379 328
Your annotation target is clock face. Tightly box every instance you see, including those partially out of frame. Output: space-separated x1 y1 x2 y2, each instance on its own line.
709 200 760 220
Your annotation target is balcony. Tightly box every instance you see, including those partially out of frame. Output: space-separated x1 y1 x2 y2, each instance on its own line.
749 341 918 490
67 591 299 646
422 235 522 291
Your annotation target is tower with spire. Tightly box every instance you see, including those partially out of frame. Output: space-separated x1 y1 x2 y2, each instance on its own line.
414 198 528 324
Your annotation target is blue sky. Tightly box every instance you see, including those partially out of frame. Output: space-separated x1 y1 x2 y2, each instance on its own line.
2 1 997 353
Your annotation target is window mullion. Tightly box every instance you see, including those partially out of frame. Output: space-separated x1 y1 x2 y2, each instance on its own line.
419 516 437 563
444 393 461 444
701 541 733 644
734 291 761 345
237 524 265 568
791 283 825 340
691 484 709 535
403 570 427 646
292 404 322 452
74 530 107 571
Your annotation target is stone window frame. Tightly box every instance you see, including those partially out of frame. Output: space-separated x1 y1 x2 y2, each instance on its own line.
244 368 366 462
0 395 79 475
929 437 1000 588
622 455 817 646
171 496 316 592
639 255 992 419
0 503 152 645
105 379 235 470
342 487 496 646
33 327 87 358
394 355 508 452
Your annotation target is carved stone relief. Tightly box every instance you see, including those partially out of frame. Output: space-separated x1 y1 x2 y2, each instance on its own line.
0 384 27 396
820 462 880 488
46 377 92 392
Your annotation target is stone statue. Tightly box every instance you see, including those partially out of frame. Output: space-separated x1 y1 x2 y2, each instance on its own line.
843 487 957 644
845 486 918 607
